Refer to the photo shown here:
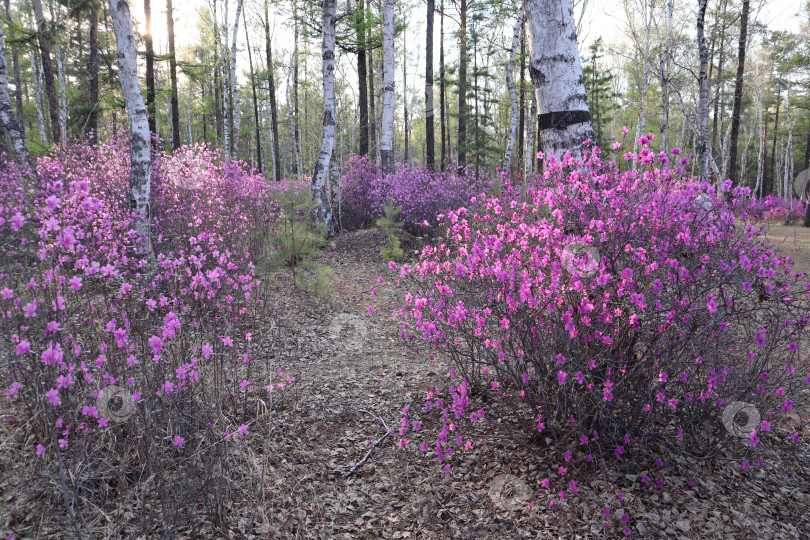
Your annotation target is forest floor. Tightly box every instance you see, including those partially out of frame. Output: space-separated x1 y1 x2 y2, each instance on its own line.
3 228 810 539
212 227 810 539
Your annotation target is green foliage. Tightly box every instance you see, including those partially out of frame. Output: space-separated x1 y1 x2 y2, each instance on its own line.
377 199 404 262
583 37 620 147
267 187 327 282
294 261 336 306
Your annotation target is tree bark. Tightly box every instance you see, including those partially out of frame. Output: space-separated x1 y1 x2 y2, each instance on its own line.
368 47 377 159
727 0 749 185
425 0 435 169
312 0 340 232
768 99 779 195
357 0 369 156
167 0 181 150
107 0 152 256
144 0 155 134
456 0 467 167
263 0 281 181
380 0 395 172
230 0 243 155
87 0 100 135
439 0 446 170
525 93 536 177
31 0 60 144
4 0 24 137
502 6 523 173
0 17 34 175
697 0 711 179
244 9 262 174
525 0 595 163
518 21 525 175
402 35 409 164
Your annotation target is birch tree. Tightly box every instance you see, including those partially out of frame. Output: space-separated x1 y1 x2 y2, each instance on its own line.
524 0 595 162
380 0 395 172
0 17 34 175
108 0 153 256
659 0 673 153
502 5 524 173
312 0 353 232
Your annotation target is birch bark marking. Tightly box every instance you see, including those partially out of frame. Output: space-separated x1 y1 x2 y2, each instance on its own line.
524 0 595 163
503 6 524 173
230 0 244 155
697 0 711 180
660 0 673 153
108 0 153 257
380 0 395 173
0 18 35 175
312 0 339 233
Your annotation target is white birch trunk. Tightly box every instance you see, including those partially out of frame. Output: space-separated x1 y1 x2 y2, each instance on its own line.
31 49 47 143
108 0 153 256
697 0 711 180
311 0 339 231
525 96 537 177
502 6 524 173
380 0 395 172
525 0 595 163
55 45 67 146
0 19 34 174
230 0 243 155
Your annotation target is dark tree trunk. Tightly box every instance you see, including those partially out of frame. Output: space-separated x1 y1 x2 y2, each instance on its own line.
457 0 467 168
425 0 435 169
439 0 446 170
264 0 282 181
245 13 262 174
167 0 181 150
727 0 749 185
88 0 100 135
145 0 156 134
31 0 60 144
357 0 369 156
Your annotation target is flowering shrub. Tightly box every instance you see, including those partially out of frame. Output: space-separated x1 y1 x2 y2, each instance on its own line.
0 141 291 533
741 194 804 222
393 136 808 509
339 154 493 233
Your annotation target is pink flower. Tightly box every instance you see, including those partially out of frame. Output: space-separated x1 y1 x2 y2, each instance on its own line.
0 287 13 299
367 305 375 315
238 424 249 436
15 340 30 355
173 435 184 447
202 342 213 359
221 336 233 347
22 300 37 318
36 444 46 457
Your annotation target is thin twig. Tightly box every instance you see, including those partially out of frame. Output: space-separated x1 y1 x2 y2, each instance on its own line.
343 415 392 479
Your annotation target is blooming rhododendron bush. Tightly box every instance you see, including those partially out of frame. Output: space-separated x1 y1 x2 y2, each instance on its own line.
395 139 809 511
0 141 291 533
339 154 493 233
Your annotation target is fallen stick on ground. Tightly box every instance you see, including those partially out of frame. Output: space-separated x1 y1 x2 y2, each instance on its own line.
343 417 391 479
